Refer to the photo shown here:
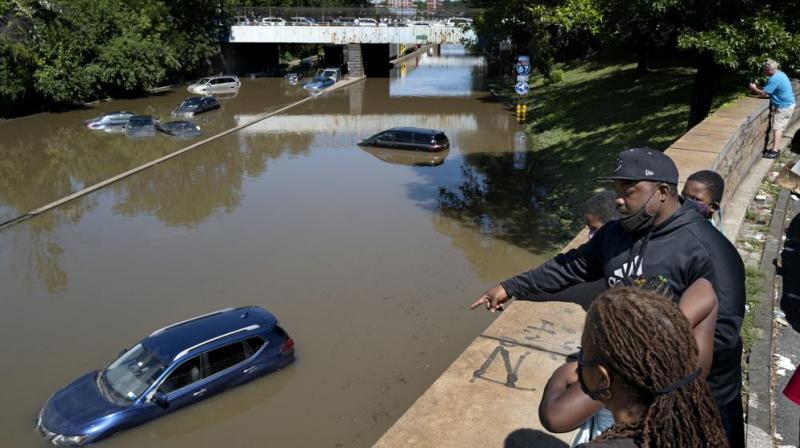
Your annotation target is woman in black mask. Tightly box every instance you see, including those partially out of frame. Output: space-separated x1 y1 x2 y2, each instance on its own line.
574 287 726 447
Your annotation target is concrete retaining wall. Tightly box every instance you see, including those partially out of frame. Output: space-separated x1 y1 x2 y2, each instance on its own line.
375 83 800 447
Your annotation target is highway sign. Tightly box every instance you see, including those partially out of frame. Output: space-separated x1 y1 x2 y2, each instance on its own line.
517 55 530 63
515 64 531 76
514 81 529 95
516 74 529 82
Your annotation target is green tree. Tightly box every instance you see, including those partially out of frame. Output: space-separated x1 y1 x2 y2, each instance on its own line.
29 0 179 103
165 0 229 80
677 1 800 126
469 0 601 80
0 0 36 115
593 0 680 76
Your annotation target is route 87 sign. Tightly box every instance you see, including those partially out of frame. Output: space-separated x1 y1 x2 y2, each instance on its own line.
515 81 529 95
515 64 531 76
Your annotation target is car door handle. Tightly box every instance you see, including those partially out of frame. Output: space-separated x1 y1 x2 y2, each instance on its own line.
243 366 257 374
192 388 207 397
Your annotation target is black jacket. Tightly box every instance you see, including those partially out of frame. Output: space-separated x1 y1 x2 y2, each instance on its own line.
501 200 745 405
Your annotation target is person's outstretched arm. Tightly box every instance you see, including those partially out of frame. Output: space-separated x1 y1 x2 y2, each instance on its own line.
470 226 607 311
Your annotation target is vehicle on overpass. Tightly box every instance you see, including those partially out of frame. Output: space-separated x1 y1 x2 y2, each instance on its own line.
259 17 285 26
357 18 378 26
289 17 316 26
358 127 450 152
303 68 341 91
446 17 473 27
37 306 295 446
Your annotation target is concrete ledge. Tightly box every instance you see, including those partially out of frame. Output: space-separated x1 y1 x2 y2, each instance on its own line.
375 302 584 448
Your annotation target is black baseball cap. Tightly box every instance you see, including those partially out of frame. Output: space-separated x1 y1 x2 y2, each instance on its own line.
596 147 679 184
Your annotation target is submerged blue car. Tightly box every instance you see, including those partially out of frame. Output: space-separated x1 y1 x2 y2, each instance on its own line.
303 68 341 91
37 306 295 446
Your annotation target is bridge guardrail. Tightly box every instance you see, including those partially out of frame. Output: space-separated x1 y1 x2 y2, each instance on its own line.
232 6 482 23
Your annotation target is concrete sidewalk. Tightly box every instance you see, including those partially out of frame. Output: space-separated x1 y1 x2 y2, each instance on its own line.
773 194 800 447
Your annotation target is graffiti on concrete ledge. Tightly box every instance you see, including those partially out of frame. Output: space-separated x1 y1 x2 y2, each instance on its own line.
470 343 536 391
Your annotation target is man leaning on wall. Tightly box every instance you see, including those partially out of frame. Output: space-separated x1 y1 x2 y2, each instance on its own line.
749 59 797 158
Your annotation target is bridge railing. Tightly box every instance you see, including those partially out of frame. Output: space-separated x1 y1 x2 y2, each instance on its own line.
232 6 482 25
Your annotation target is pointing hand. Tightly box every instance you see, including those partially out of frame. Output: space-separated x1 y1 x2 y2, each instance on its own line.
470 284 510 312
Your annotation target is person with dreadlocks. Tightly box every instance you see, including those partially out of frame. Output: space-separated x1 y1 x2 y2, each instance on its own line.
470 148 745 446
573 287 727 447
540 277 718 446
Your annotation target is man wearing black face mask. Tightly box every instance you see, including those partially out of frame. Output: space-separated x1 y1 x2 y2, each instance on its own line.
470 147 746 447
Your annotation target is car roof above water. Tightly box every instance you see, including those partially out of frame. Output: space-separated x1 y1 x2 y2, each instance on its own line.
142 306 277 362
387 127 446 136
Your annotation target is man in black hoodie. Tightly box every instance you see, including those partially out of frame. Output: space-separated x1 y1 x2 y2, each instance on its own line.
471 148 745 447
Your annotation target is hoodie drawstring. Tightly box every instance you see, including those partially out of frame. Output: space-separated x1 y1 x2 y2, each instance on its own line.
622 229 653 286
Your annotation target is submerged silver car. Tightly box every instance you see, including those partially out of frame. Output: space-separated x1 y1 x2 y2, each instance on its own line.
187 75 241 94
85 111 135 131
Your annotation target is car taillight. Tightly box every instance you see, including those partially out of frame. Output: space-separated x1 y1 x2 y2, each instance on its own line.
280 337 295 353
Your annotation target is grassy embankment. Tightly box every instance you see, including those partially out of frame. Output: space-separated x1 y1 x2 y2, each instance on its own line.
489 61 743 250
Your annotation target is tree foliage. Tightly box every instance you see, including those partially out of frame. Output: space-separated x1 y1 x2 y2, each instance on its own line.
469 0 601 80
472 0 800 125
0 0 228 114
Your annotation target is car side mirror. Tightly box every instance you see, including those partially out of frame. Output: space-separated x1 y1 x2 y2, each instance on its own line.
151 391 169 409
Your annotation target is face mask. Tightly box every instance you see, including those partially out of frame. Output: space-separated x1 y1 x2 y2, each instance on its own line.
577 351 610 401
686 197 711 218
619 187 661 234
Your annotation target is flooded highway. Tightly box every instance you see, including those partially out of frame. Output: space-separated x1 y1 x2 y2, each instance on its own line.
0 46 556 447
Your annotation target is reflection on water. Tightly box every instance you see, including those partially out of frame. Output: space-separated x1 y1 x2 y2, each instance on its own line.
390 46 486 97
361 146 450 167
0 44 554 447
0 79 308 223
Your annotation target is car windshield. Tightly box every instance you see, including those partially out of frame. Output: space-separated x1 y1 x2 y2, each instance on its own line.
322 70 337 79
195 78 211 85
102 344 166 402
181 98 202 108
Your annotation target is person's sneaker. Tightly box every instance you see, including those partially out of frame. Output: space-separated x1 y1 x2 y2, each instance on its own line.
763 150 780 159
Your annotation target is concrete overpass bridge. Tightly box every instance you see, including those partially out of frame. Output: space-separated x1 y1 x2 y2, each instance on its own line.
222 11 477 78
229 24 475 45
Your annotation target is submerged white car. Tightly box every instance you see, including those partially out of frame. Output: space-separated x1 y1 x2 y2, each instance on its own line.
187 75 241 94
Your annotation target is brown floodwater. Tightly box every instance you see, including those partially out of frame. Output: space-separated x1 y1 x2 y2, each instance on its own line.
0 46 554 447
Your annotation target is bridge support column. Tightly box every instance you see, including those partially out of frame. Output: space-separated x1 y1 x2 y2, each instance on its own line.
361 44 391 78
219 43 279 76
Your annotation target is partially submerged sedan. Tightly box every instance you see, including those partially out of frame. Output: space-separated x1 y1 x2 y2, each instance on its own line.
358 127 450 152
37 306 295 446
171 96 220 118
157 120 201 138
124 116 157 138
85 111 135 131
